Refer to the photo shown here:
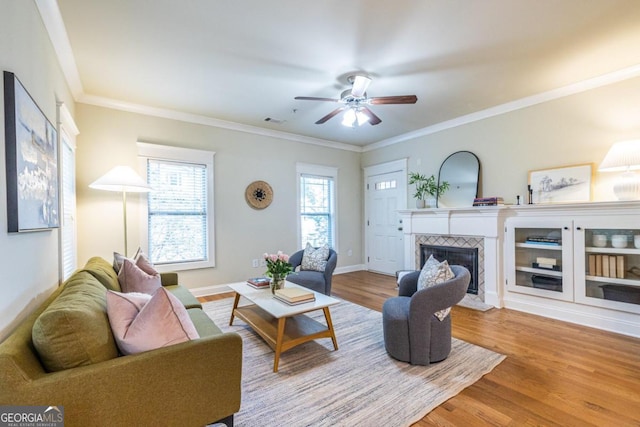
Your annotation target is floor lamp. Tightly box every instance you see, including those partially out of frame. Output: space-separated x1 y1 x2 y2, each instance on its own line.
89 166 151 256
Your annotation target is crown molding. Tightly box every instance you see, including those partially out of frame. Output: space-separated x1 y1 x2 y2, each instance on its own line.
365 63 640 152
78 94 362 152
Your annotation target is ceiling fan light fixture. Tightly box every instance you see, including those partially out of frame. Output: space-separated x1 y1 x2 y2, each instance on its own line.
341 108 357 127
356 109 369 126
350 75 371 98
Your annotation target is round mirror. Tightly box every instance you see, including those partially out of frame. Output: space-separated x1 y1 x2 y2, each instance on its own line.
437 151 480 207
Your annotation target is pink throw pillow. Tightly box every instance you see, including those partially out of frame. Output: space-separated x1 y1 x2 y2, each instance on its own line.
106 288 199 355
118 258 162 294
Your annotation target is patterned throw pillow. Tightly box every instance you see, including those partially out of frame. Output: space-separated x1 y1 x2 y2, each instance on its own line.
301 243 330 272
417 255 455 321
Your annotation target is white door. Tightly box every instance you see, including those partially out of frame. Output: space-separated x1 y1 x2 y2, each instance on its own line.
367 171 404 275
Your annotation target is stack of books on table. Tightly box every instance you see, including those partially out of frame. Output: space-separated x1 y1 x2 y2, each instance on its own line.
274 287 315 305
246 277 271 289
473 197 504 206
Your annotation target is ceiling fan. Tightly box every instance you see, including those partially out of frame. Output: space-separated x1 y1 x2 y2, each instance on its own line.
295 75 418 127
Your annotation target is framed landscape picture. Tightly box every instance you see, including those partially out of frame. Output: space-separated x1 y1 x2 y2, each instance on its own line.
4 71 59 232
528 163 593 204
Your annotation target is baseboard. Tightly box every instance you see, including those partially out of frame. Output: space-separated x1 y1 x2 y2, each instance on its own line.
334 264 365 274
503 296 640 339
189 264 366 297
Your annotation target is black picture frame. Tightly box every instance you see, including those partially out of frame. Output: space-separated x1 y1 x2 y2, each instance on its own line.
4 71 59 232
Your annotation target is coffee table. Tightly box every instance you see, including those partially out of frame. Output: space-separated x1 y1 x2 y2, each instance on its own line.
228 281 339 372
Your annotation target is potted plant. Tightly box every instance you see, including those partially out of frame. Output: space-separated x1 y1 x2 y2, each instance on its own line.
408 172 450 208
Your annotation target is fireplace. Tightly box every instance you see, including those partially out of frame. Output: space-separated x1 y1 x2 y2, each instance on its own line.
420 244 479 295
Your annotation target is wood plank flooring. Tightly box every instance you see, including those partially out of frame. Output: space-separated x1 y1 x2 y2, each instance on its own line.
200 271 640 426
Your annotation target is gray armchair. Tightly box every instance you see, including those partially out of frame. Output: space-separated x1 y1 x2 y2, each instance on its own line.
286 248 337 295
382 265 470 365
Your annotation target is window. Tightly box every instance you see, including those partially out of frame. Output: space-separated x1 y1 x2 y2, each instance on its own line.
138 143 215 271
297 163 337 250
58 102 79 281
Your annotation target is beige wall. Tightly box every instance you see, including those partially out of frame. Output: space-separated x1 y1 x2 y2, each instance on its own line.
75 104 362 289
0 1 75 340
363 76 640 204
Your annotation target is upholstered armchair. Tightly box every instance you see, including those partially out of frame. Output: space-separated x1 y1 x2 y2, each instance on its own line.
382 265 470 365
286 248 338 295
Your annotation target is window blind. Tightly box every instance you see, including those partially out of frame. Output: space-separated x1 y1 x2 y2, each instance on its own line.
61 135 76 279
147 159 208 264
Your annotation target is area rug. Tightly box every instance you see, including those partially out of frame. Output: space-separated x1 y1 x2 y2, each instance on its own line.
204 298 505 427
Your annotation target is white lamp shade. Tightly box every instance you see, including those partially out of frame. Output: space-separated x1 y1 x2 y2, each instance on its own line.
89 166 151 193
598 139 640 172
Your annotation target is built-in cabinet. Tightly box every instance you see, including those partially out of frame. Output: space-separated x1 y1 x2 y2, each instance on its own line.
505 202 640 337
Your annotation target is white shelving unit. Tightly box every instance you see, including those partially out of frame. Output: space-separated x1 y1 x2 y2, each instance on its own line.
504 202 640 338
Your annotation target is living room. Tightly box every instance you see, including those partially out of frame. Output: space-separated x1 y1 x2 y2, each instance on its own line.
1 1 640 425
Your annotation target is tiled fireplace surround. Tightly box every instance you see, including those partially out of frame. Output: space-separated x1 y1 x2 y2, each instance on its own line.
399 207 507 307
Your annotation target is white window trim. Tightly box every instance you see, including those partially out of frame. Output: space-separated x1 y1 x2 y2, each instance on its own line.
57 101 79 283
137 142 215 272
296 162 338 252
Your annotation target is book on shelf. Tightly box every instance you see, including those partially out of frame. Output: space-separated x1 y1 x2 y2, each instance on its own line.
532 262 561 271
274 287 315 303
609 256 617 279
616 255 625 279
247 277 271 288
525 239 561 246
588 254 596 275
595 254 603 276
602 255 610 277
536 257 557 266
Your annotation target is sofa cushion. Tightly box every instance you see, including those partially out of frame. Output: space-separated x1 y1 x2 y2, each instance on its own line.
118 258 162 294
163 285 202 309
32 272 118 372
301 243 330 272
83 256 121 292
106 288 200 355
187 308 223 337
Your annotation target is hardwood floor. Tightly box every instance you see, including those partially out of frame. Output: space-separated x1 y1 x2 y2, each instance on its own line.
200 271 640 426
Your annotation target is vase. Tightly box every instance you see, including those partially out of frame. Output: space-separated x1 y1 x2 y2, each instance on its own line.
271 277 285 294
415 199 425 209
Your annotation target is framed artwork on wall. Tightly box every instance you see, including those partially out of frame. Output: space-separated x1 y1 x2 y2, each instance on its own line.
4 71 59 232
528 163 593 204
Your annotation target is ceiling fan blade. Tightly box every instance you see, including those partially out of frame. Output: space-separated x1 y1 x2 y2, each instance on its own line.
369 95 418 105
351 75 371 98
315 107 345 124
360 107 382 126
295 96 340 102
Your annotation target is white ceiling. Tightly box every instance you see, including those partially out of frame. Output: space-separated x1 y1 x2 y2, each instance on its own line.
49 0 640 148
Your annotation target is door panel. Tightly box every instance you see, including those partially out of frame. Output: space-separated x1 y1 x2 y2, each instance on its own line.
367 171 403 274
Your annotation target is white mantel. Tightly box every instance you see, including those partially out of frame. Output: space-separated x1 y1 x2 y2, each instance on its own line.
399 206 509 307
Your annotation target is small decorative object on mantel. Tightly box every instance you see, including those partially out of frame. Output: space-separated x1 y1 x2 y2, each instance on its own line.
245 180 273 209
263 251 294 294
408 172 449 208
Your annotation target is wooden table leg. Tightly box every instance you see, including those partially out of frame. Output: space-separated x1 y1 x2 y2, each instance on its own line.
229 292 241 326
273 317 286 372
323 307 338 350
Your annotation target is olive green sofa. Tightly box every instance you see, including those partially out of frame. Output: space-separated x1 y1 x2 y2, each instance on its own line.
0 257 242 427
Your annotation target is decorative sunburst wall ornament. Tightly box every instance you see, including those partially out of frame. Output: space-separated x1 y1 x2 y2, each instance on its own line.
245 180 273 209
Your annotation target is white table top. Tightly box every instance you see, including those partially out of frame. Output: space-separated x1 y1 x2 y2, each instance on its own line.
229 280 340 318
